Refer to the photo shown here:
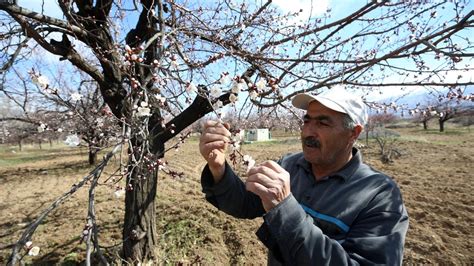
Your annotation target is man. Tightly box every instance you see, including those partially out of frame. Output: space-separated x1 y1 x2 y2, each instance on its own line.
199 88 409 265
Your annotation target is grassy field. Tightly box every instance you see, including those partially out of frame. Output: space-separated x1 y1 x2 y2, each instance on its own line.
0 125 472 264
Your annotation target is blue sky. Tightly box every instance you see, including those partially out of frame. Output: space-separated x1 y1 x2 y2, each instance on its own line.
12 0 474 105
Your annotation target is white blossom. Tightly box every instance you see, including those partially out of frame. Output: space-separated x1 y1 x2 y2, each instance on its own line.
64 134 81 147
210 85 222 98
230 138 240 151
219 74 231 84
217 110 225 120
229 93 238 104
57 128 63 133
170 60 178 69
25 241 33 249
255 78 267 91
243 155 256 172
37 123 46 133
231 82 240 94
186 83 197 94
137 106 151 117
32 75 49 89
114 189 126 198
249 90 258 100
231 81 246 94
70 92 82 102
155 94 166 104
213 100 223 109
28 246 40 256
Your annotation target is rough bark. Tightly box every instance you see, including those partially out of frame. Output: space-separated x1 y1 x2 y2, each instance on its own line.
122 153 160 262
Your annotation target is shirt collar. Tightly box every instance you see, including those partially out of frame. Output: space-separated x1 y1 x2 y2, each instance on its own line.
296 148 362 182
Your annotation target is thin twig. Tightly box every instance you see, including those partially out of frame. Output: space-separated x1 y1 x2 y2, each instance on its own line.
86 165 109 265
7 143 122 266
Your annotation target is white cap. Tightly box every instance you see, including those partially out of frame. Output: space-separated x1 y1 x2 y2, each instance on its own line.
292 88 368 126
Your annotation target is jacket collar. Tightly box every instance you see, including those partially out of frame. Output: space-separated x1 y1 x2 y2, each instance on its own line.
296 147 362 182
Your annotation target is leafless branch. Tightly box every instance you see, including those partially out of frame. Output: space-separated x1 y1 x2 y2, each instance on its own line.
7 143 122 266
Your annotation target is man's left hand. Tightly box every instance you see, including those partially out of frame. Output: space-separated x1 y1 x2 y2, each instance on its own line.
245 160 291 212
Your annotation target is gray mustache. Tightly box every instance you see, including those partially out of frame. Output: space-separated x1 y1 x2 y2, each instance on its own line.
302 137 320 148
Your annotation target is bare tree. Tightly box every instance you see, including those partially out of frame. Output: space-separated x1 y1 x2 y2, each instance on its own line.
1 0 473 263
365 113 398 146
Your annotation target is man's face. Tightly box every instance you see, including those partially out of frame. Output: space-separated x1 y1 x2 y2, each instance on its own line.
301 101 354 167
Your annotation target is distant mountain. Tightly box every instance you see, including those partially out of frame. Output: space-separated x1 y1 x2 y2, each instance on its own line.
376 86 473 109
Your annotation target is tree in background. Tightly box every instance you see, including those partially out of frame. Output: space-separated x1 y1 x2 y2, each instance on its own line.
435 88 472 132
364 113 398 146
417 110 434 130
411 87 472 132
1 0 474 263
1 64 120 164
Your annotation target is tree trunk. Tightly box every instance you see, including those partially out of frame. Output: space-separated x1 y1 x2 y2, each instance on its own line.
18 139 22 151
422 120 428 130
122 117 164 263
38 139 42 149
122 161 159 263
439 119 445 132
88 149 98 165
120 87 216 262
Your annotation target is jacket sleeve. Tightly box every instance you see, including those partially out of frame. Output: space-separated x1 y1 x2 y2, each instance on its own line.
257 184 409 265
201 161 265 219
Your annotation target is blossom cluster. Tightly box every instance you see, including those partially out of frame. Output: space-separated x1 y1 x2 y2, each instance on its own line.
24 241 40 256
227 128 256 173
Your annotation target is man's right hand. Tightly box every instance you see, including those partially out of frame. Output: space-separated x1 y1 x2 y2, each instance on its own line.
199 120 231 183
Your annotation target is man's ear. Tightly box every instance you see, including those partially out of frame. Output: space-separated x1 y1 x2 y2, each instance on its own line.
350 125 363 143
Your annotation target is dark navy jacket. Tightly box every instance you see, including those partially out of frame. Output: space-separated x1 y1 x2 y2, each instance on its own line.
201 148 409 265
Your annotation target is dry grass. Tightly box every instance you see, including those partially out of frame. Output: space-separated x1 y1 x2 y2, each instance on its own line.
0 126 472 264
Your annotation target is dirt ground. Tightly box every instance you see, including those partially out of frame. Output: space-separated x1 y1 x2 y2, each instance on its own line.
0 126 472 264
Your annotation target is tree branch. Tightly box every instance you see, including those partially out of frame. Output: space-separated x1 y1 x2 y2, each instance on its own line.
7 144 122 266
0 3 90 38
